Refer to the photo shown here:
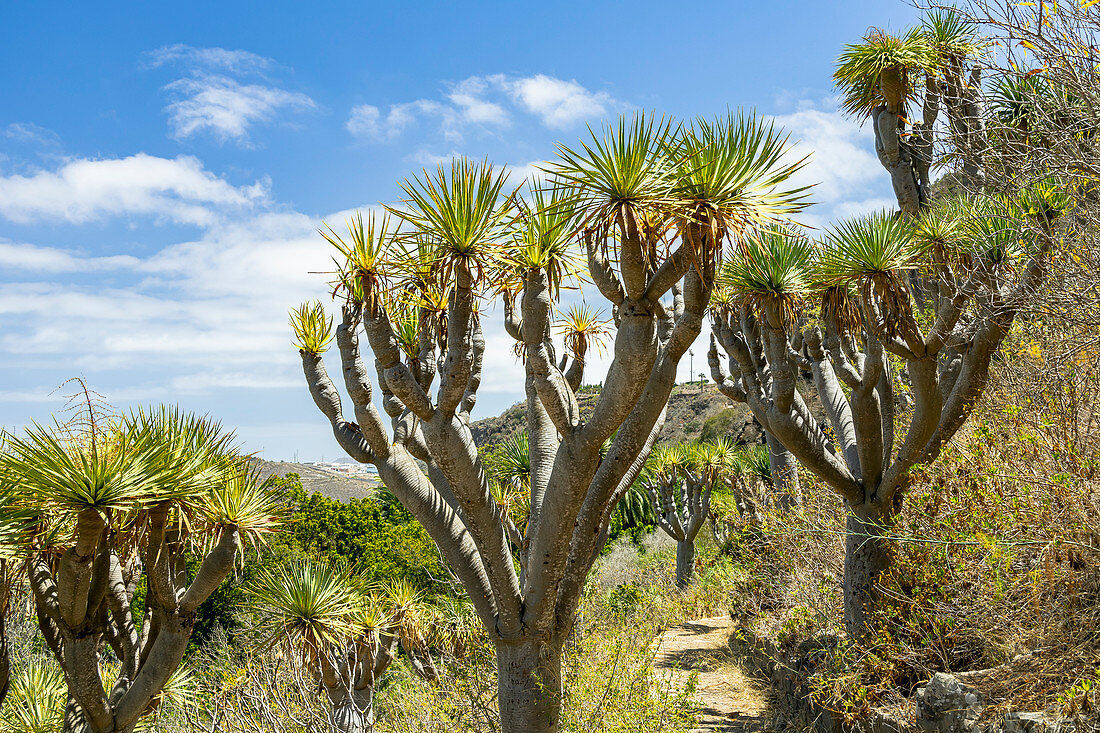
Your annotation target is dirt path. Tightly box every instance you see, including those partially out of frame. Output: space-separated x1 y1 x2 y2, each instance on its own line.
654 615 770 732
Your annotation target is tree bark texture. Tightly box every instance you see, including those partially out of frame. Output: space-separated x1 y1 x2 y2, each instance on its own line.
496 641 563 733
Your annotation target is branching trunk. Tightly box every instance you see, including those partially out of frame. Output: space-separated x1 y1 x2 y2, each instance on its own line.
29 518 243 732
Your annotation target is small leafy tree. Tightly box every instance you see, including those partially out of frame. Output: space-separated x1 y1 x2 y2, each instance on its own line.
0 406 281 732
294 112 808 731
641 441 732 586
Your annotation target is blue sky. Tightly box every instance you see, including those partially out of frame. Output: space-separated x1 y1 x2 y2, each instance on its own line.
0 0 921 460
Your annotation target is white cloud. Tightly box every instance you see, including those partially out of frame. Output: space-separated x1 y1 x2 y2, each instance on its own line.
767 100 893 229
508 74 613 129
347 100 443 142
165 75 315 143
448 76 510 126
0 240 140 271
147 44 273 75
0 210 331 382
149 45 314 144
0 153 268 226
347 73 620 143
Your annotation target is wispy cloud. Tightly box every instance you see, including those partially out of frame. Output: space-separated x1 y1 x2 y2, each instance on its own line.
146 44 273 75
347 100 445 143
0 153 268 226
149 44 314 145
0 240 141 271
164 75 314 143
2 122 62 148
347 73 623 143
0 210 330 388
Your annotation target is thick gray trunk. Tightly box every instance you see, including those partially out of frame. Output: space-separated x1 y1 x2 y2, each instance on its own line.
329 687 375 733
872 106 923 215
675 540 696 588
843 503 896 639
496 641 562 733
765 432 800 507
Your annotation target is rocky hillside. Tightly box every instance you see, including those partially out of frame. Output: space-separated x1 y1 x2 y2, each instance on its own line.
254 459 380 502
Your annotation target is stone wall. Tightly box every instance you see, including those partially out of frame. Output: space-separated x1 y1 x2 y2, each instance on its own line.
727 622 1082 733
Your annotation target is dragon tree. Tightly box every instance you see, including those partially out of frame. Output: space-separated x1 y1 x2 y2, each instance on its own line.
642 441 733 586
710 187 1071 637
293 112 808 732
0 406 281 732
249 563 438 733
834 11 988 215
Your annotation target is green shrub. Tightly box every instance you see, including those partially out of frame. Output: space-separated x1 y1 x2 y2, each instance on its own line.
700 408 740 443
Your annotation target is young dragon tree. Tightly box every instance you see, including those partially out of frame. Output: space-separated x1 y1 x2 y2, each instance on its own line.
709 189 1070 638
0 407 281 732
250 562 434 733
641 441 731 587
707 445 773 552
293 112 807 732
834 11 988 214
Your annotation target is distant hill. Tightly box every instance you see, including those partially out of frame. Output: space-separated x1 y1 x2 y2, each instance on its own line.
469 380 825 449
265 376 828 500
254 459 380 502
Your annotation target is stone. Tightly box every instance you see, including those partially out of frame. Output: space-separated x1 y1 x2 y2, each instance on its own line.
915 672 984 733
1002 712 1076 733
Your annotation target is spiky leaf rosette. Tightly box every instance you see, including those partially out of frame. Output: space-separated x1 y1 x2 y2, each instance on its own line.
644 443 686 483
817 211 925 284
124 406 237 507
955 196 1024 267
200 463 281 545
667 112 811 261
382 294 422 361
707 282 739 320
818 211 925 339
551 112 676 237
2 420 154 515
391 157 514 289
1018 176 1073 222
834 27 934 116
732 445 772 484
0 663 66 733
913 195 968 261
486 431 531 491
687 439 737 483
321 210 395 309
924 9 986 64
721 226 814 327
506 184 586 299
249 560 364 651
556 303 612 359
290 301 334 355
